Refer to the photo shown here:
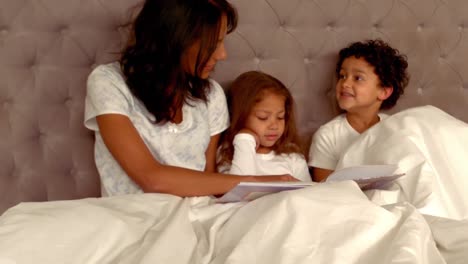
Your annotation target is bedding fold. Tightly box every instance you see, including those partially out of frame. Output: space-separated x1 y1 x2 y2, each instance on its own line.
336 105 468 220
0 182 448 264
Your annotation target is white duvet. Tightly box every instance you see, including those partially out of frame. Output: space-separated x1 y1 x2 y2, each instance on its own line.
337 105 468 220
0 183 448 264
0 106 467 264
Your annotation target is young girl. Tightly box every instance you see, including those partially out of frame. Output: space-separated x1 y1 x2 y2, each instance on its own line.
84 0 296 197
218 71 311 182
309 39 410 182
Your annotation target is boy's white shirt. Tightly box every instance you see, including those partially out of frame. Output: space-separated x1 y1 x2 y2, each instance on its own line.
221 133 311 182
308 113 389 170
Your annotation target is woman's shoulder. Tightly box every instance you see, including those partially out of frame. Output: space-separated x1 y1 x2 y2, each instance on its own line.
207 79 225 98
88 62 124 84
204 79 228 108
86 61 133 102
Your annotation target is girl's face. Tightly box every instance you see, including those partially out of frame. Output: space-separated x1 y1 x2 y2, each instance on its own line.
183 15 228 79
336 56 391 114
245 91 286 153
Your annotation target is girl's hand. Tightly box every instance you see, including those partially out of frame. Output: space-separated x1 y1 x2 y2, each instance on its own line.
238 128 260 150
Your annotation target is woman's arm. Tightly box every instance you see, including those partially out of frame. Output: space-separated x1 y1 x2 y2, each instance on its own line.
97 114 294 196
204 134 220 173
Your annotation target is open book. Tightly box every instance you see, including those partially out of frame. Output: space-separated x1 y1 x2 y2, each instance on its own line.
217 164 405 203
325 164 405 190
217 181 315 203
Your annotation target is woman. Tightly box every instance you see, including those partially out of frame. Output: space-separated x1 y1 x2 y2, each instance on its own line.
84 0 295 197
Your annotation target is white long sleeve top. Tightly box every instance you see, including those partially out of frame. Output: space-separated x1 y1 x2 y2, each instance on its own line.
224 133 311 182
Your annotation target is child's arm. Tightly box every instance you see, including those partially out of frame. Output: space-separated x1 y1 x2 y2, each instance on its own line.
229 131 260 175
313 168 333 182
308 126 338 182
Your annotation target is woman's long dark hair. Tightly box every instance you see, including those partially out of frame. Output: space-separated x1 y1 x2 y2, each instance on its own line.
120 0 237 123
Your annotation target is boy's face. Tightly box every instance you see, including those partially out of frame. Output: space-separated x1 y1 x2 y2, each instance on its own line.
335 56 392 114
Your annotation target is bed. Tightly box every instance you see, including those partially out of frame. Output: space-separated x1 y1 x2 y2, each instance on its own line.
1 0 468 263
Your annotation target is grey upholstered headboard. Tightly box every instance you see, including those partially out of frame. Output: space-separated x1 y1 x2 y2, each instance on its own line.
1 0 467 214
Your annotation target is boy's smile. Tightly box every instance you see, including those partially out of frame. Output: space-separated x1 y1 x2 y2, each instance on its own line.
336 56 390 114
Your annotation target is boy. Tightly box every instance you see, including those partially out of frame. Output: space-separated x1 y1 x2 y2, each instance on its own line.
309 39 410 182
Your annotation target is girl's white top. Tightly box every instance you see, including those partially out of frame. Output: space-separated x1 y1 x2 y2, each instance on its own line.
221 133 311 182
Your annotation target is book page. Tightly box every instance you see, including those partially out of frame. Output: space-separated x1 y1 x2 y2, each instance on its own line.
217 182 315 203
326 164 404 191
327 164 399 181
355 173 405 190
218 165 404 203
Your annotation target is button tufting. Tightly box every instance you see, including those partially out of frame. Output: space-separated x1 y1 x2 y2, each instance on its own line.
417 87 423 95
36 131 46 142
60 26 69 35
417 23 424 32
326 22 336 31
3 100 10 110
254 57 261 64
64 97 72 107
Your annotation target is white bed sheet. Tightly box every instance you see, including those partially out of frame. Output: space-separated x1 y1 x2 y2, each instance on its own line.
336 105 468 220
0 181 452 264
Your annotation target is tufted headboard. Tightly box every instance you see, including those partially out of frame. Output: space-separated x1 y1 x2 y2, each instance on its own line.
1 0 468 214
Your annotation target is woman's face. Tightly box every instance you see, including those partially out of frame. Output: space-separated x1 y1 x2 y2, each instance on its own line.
183 15 228 79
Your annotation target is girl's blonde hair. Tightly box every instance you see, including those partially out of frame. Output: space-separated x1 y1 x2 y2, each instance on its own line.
218 71 303 167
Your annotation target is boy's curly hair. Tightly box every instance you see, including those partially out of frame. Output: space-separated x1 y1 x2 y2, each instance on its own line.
335 39 410 110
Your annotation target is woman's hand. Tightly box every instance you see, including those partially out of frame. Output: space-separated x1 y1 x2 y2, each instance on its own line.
249 174 299 182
